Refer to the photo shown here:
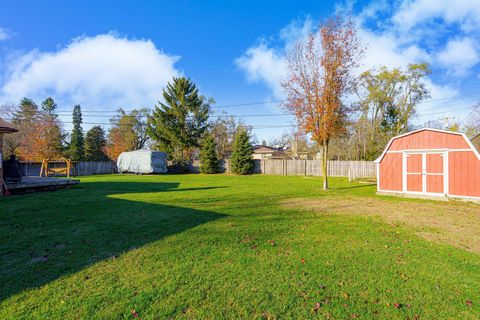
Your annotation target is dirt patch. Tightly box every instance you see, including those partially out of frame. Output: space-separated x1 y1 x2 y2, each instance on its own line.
282 196 480 254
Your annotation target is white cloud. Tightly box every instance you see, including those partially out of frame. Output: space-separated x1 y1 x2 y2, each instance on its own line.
392 0 480 32
235 43 286 99
235 18 315 100
1 34 181 109
359 28 430 70
436 37 480 76
0 27 11 41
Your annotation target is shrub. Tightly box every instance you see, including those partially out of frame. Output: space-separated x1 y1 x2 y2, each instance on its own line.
200 135 219 174
168 159 191 173
230 129 254 175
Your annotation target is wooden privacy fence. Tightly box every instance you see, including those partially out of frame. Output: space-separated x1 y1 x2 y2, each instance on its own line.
19 159 375 178
21 161 117 177
190 159 376 178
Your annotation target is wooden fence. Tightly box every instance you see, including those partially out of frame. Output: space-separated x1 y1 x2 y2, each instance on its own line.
190 159 376 178
21 161 117 177
19 159 375 178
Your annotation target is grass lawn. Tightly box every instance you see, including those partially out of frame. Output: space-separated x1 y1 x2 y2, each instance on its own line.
1 174 480 319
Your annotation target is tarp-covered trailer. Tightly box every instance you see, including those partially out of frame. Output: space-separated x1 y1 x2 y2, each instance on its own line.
375 128 480 201
117 150 168 174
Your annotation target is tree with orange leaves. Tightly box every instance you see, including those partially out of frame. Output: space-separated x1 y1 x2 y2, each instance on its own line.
281 17 363 190
4 99 64 161
30 115 64 161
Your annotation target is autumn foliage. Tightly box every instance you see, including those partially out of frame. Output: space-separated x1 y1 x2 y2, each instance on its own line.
105 126 131 161
282 17 363 189
28 116 63 161
8 115 63 161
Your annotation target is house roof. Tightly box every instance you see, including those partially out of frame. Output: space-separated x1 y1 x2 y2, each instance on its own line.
252 145 276 153
374 128 480 163
0 118 17 133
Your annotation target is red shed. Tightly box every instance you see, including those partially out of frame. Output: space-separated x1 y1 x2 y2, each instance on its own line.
374 128 480 201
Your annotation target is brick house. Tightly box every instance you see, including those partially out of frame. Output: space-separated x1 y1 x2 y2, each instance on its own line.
0 118 18 196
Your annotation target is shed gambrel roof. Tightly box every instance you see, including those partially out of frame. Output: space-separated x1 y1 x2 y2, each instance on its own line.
374 128 480 163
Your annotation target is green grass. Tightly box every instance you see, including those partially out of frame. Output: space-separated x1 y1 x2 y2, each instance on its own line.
1 174 479 319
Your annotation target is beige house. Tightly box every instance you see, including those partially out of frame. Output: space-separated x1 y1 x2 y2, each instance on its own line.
252 145 286 160
0 118 18 196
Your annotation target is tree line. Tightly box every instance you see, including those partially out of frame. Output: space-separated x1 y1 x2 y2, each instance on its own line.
0 77 255 174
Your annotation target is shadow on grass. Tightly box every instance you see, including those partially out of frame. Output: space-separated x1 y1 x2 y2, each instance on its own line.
332 183 376 191
0 181 226 301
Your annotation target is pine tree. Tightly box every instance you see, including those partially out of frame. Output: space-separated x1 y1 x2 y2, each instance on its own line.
230 129 254 175
199 135 219 174
69 105 84 161
147 77 211 161
41 97 57 117
12 98 39 124
84 126 108 161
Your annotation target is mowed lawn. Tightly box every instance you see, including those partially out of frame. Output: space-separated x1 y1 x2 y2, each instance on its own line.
1 174 480 319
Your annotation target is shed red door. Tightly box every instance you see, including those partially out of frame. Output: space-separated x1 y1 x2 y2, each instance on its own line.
405 152 445 195
406 154 423 192
425 153 444 194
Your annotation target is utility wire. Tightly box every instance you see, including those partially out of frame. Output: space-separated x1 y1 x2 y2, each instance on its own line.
51 89 480 116
458 103 480 126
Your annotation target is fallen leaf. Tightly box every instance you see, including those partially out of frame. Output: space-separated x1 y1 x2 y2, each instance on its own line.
261 311 274 319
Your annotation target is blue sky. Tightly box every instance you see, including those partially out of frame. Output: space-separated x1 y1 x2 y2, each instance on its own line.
1 0 479 141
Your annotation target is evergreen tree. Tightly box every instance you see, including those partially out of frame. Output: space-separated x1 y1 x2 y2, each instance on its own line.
69 105 84 160
84 126 108 161
230 129 254 175
199 135 219 174
12 98 39 123
41 97 57 117
147 77 211 161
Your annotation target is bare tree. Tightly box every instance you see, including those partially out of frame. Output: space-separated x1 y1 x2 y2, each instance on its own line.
463 104 480 138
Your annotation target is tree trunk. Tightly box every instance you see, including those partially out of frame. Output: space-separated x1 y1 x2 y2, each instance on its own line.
321 140 329 190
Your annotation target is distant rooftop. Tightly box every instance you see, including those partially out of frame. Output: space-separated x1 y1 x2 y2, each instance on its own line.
0 118 17 133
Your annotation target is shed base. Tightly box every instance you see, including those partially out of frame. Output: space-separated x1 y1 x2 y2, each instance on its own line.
377 191 449 201
377 191 480 203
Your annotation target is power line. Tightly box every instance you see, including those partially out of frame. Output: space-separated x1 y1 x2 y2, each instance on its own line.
459 103 480 126
1 116 297 130
50 90 480 117
53 99 286 114
71 113 295 118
